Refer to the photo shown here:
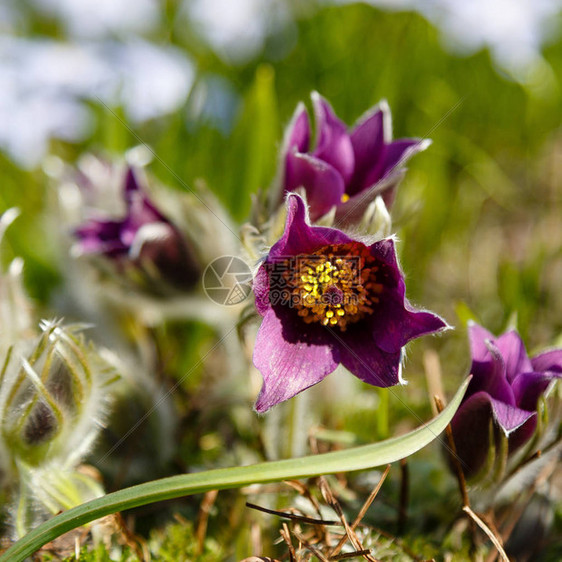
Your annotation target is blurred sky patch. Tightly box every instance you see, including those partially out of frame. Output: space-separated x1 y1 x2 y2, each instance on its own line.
338 0 562 78
0 0 560 167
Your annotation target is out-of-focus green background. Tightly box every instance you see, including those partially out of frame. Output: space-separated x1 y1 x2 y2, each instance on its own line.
2 0 560 348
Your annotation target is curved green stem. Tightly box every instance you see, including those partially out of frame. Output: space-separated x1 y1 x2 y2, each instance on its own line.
0 377 470 562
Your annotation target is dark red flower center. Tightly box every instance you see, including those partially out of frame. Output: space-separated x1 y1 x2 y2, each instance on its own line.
280 242 383 331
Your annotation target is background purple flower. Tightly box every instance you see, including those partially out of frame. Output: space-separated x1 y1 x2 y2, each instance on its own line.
281 92 430 222
74 167 201 293
252 194 448 413
450 322 562 478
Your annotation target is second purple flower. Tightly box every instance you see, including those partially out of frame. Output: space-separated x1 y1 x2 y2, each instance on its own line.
74 166 201 294
450 323 562 478
279 92 430 222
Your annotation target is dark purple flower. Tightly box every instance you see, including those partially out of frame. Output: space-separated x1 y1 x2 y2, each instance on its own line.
74 168 200 293
281 92 430 222
252 194 448 412
450 322 562 478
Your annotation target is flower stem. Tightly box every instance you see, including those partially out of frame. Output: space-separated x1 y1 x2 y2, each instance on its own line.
377 388 389 439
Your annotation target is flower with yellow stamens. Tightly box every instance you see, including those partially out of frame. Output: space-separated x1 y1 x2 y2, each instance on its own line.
252 194 449 412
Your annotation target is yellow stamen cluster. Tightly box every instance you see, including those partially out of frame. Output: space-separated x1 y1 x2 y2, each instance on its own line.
283 242 383 331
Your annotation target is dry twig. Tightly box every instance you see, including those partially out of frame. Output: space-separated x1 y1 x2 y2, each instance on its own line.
463 506 509 562
329 465 390 559
196 489 219 554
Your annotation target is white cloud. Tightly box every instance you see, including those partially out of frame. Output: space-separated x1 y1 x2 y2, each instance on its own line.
332 0 562 77
100 40 195 123
0 37 194 167
31 0 160 38
184 0 291 64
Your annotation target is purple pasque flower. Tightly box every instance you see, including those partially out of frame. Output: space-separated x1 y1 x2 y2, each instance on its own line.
450 322 562 478
252 193 448 413
74 167 200 292
281 92 430 222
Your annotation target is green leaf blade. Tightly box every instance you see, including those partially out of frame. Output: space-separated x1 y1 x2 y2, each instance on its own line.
0 377 470 562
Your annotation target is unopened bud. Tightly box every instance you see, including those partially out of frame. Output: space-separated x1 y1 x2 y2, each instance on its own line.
0 320 117 469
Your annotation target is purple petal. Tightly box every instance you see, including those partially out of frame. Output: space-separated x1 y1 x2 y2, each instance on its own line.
347 103 388 196
531 349 562 374
372 297 448 354
495 330 532 382
489 397 535 435
335 324 402 387
118 218 140 247
123 168 167 226
253 309 338 412
401 302 449 343
468 321 497 363
284 103 310 154
284 151 346 220
451 390 537 476
380 138 429 180
311 93 355 186
270 194 352 259
334 169 405 226
469 339 516 406
253 264 271 316
511 371 560 411
508 417 538 453
127 190 165 227
366 238 448 353
131 222 200 290
450 391 494 478
124 167 141 198
74 220 127 255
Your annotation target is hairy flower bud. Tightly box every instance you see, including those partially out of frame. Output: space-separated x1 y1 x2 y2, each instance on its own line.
0 320 117 469
0 320 118 536
0 207 119 538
